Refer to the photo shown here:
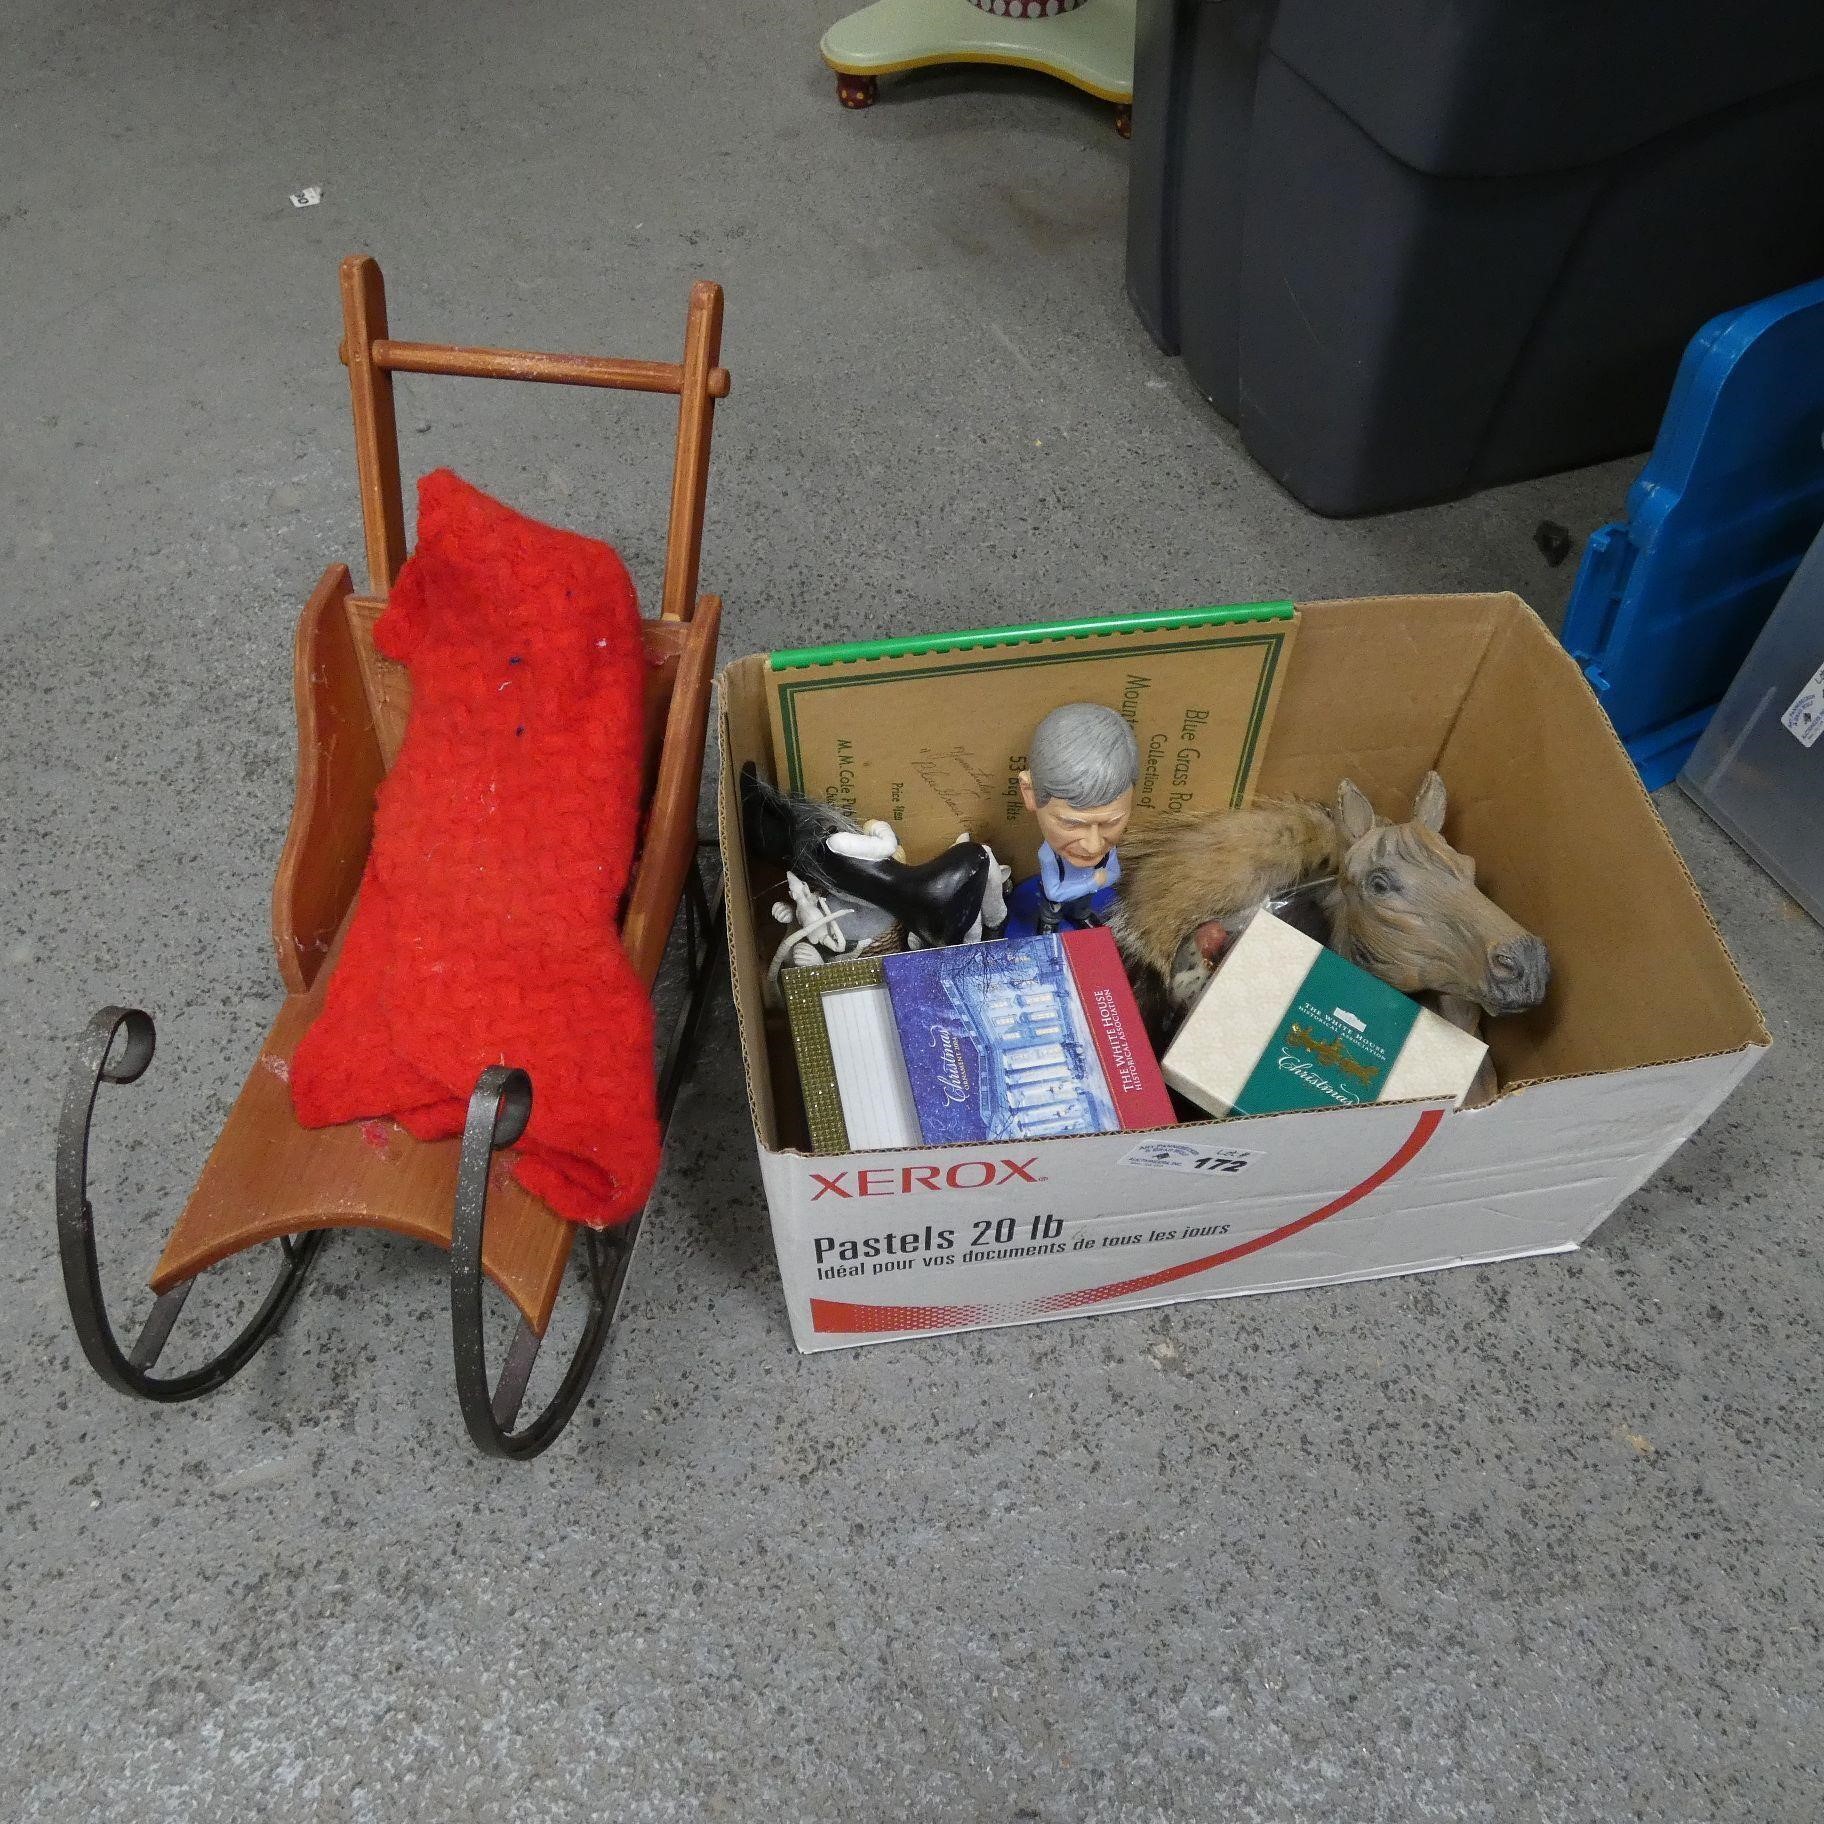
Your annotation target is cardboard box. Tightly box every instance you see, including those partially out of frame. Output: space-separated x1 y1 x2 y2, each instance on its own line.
719 595 1770 1353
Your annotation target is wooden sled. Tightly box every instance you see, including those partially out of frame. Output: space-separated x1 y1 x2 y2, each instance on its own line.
56 255 730 1458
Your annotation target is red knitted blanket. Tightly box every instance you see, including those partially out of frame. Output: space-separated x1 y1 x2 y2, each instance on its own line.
290 470 661 1227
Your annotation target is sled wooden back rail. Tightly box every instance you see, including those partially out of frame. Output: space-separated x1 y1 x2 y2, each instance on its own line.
339 254 727 619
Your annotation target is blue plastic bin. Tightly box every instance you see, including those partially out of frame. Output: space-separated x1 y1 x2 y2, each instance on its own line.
1560 275 1824 788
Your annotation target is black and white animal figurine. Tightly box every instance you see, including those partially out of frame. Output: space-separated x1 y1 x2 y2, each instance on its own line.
741 775 1010 1003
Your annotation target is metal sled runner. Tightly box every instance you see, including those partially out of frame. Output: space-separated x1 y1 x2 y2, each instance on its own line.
56 255 729 1457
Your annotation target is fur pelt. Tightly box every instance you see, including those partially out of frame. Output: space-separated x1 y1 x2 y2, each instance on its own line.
1111 798 1339 1039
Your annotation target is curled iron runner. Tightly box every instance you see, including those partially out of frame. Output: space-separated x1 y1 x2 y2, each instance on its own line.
450 856 726 1457
56 1006 325 1401
57 853 725 1458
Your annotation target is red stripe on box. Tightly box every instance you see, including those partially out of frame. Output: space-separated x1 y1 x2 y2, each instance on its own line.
810 1107 1444 1335
1062 927 1178 1132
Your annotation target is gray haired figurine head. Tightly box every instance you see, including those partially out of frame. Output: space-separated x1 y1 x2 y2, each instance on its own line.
1019 703 1139 872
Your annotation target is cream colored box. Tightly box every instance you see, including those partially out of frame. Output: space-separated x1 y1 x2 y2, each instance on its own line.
1162 912 1487 1118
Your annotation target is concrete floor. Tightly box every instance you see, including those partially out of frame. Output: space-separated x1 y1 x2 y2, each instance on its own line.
4 3 1820 1819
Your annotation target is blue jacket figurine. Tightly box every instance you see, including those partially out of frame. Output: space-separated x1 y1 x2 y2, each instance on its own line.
1005 703 1139 939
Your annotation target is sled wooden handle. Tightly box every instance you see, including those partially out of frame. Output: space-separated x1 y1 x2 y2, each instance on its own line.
345 338 731 399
